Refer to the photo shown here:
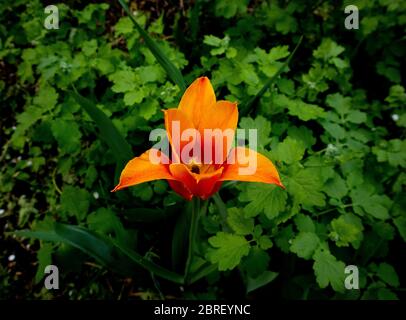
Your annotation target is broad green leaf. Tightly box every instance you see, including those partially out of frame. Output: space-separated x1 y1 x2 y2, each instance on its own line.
290 232 320 259
350 185 392 220
242 247 269 278
313 247 346 292
329 213 363 248
60 186 90 221
376 263 400 287
324 173 348 199
273 137 305 164
227 207 254 235
287 168 326 207
207 232 251 271
240 183 287 219
287 126 316 149
294 214 316 233
239 116 272 148
51 119 82 154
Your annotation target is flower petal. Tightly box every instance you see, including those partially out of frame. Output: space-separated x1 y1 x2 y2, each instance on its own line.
112 149 174 192
167 180 193 201
169 163 224 199
220 147 284 187
199 100 238 164
178 77 216 128
163 108 195 162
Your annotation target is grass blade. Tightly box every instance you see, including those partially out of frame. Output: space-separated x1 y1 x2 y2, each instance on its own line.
71 90 133 168
118 0 186 91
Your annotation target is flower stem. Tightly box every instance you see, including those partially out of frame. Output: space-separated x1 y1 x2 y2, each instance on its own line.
184 197 201 284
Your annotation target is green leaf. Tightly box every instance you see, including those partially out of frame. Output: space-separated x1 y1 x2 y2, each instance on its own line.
60 186 90 221
290 232 320 259
240 184 287 219
246 271 278 294
376 263 400 287
34 243 53 284
241 36 303 116
377 287 399 300
346 110 367 124
322 122 346 140
118 0 186 91
294 214 316 233
273 137 305 164
207 232 251 271
329 213 363 248
350 185 391 220
227 207 254 235
286 99 325 121
55 223 183 283
326 93 351 115
372 139 406 167
239 116 272 148
242 247 269 278
313 247 346 292
287 126 316 149
393 216 406 242
324 173 348 199
287 168 326 207
71 90 133 167
51 119 82 154
33 85 58 109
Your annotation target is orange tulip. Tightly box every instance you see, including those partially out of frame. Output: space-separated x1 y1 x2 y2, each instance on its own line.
112 77 284 200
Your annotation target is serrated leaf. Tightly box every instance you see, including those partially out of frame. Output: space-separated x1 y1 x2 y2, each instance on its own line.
290 232 320 259
239 116 272 148
60 186 90 221
273 137 305 164
227 207 254 235
377 263 400 287
313 247 346 292
294 214 316 233
51 119 82 154
207 232 251 271
329 213 363 248
287 168 326 207
240 184 287 219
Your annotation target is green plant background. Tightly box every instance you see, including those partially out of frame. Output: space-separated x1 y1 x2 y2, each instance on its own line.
1 0 405 300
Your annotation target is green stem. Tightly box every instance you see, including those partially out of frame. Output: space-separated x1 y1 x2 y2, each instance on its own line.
184 197 201 284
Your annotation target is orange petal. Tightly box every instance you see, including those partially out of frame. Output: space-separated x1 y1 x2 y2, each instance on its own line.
169 163 224 199
178 77 216 128
112 149 174 192
163 108 195 162
199 100 238 164
167 180 193 201
220 147 284 187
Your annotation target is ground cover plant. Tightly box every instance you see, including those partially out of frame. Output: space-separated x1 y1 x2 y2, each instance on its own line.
0 0 405 300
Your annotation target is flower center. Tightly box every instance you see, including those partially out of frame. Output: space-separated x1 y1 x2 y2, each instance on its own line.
190 164 200 174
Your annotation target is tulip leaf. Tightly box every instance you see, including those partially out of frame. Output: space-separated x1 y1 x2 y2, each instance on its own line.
118 0 186 91
54 223 184 284
110 238 185 284
71 90 133 169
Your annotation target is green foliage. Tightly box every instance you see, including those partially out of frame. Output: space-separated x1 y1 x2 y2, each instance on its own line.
1 0 405 300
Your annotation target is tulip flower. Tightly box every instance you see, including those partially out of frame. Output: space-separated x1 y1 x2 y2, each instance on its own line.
112 77 284 200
